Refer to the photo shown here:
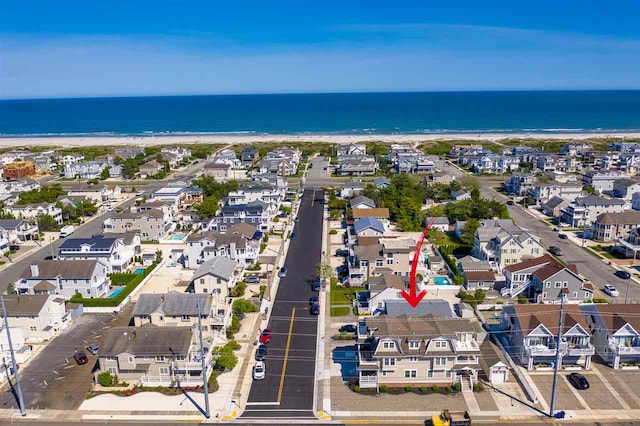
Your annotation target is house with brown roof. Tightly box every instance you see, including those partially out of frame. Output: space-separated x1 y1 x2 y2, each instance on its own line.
185 223 260 268
592 211 640 242
15 259 110 299
138 160 163 178
357 314 483 390
0 294 68 342
351 208 390 223
354 274 407 315
501 254 593 303
501 304 594 370
582 304 640 369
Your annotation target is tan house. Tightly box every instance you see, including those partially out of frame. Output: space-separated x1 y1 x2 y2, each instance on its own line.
103 208 172 241
96 326 209 386
352 208 390 222
191 256 241 295
592 211 640 242
0 294 68 342
357 314 483 390
139 160 163 178
133 291 230 339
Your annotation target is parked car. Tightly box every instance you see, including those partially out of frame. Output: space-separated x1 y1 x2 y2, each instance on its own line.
259 329 272 344
506 200 514 205
8 244 19 251
74 351 89 365
339 324 356 333
294 216 300 223
549 246 563 256
244 276 261 284
335 249 349 257
603 284 619 297
559 233 568 239
568 373 589 390
290 231 296 239
615 270 631 279
86 343 99 355
255 344 268 361
552 227 559 232
312 279 321 291
309 295 319 305
278 266 288 277
253 361 266 380
310 303 320 316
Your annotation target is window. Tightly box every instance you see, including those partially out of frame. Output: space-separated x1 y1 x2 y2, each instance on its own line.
155 356 166 362
563 282 569 288
375 259 383 267
381 371 388 377
573 291 578 298
434 341 447 349
382 358 396 367
181 315 190 321
176 355 186 361
404 370 417 378
108 367 117 374
409 356 419 362
382 341 395 349
445 370 452 378
159 367 169 375
435 357 447 367
546 282 551 288
200 278 205 284
408 341 420 350
427 370 434 378
30 326 37 332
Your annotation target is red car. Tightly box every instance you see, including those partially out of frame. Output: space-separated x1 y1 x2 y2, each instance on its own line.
74 351 89 365
259 329 272 344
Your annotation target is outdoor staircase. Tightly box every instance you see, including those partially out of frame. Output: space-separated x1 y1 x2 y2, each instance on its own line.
501 280 531 298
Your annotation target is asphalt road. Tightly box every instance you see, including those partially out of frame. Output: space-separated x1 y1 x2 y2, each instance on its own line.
441 161 639 301
242 187 324 419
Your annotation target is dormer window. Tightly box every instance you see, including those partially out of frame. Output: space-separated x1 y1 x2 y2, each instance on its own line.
408 341 420 350
382 341 395 349
434 340 448 349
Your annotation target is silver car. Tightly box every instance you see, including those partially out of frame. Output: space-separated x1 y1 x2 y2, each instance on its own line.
253 361 266 380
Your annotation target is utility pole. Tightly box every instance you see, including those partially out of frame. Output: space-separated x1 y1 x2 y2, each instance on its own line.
626 275 632 304
196 298 210 418
1 296 26 416
549 295 565 418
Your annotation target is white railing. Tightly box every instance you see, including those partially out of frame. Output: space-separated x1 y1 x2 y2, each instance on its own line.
566 345 595 356
510 280 531 298
526 346 556 356
610 342 640 355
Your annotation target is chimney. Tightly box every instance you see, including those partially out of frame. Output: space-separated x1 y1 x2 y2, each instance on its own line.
30 264 39 277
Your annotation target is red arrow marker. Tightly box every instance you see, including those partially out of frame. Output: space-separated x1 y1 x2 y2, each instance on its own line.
402 217 438 308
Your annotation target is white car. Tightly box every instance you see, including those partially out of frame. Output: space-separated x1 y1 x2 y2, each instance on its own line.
603 284 619 297
253 361 266 380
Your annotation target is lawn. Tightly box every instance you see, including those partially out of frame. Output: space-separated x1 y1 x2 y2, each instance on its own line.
330 307 351 316
330 284 359 305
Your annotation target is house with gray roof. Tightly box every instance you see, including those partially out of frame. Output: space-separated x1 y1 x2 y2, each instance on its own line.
0 294 68 342
613 178 640 200
542 196 570 218
473 219 543 272
97 326 210 386
385 299 454 318
185 224 260 269
354 217 385 237
103 208 172 241
0 219 38 242
134 291 230 337
560 195 629 227
357 314 483 390
350 195 376 209
451 190 471 201
15 259 110 299
425 216 450 232
341 181 366 198
191 256 241 295
57 234 136 272
373 177 391 189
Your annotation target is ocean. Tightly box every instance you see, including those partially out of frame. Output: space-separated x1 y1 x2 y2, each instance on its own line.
1 90 640 137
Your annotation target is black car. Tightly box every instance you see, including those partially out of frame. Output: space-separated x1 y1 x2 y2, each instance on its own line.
549 246 563 256
255 344 268 361
615 270 631 279
568 373 589 390
559 233 568 239
339 324 357 333
335 249 349 257
310 303 320 315
74 351 89 365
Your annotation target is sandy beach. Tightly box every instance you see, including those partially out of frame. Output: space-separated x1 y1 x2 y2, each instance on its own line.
1 132 639 148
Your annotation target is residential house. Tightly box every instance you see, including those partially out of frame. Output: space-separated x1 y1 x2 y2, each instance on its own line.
463 271 496 291
185 224 260 269
204 162 231 180
527 183 583 206
134 291 229 338
67 184 120 203
544 171 579 184
139 160 163 178
388 145 435 174
356 315 482 390
610 142 640 153
210 202 276 232
241 147 259 164
473 219 543 271
63 161 107 179
634 192 640 211
210 149 242 168
0 294 68 342
336 157 379 176
114 148 145 160
592 211 640 242
384 299 455 318
225 181 283 206
542 196 570 218
3 203 63 224
354 217 386 237
582 171 627 194
0 150 33 165
30 155 54 172
582 304 640 369
451 190 471 201
352 208 390 224
426 217 450 232
191 256 241 295
341 181 365 198
0 326 31 381
561 143 592 157
256 148 301 176
97 326 209 386
354 274 407 315
161 147 191 164
108 165 123 178
350 195 376 209
536 155 571 173
613 179 640 200
501 304 594 370
0 179 40 196
57 234 136 272
427 172 456 185
560 195 628 227
457 256 493 275
103 209 172 241
0 219 38 242
15 260 111 299
338 144 367 157
3 162 36 180
373 177 391 189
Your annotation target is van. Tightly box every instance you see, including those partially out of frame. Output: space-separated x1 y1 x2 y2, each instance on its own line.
59 225 75 238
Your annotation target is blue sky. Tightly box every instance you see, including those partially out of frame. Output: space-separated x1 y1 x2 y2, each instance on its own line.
2 1 640 98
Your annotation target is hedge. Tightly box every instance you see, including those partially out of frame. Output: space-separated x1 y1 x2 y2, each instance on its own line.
109 273 137 286
70 262 157 307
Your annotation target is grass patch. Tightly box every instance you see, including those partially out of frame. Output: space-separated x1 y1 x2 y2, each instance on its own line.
330 282 359 305
330 307 351 316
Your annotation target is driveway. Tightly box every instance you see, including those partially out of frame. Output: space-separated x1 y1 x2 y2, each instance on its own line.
0 306 134 410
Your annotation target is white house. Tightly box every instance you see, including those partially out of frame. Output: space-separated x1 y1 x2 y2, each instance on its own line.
185 223 260 269
191 257 242 295
15 260 111 299
3 203 63 225
57 234 138 272
0 326 31 381
0 294 68 343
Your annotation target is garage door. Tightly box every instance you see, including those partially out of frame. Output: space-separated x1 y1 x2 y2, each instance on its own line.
490 370 506 385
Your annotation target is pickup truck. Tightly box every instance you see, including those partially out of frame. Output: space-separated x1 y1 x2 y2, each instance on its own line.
430 409 471 426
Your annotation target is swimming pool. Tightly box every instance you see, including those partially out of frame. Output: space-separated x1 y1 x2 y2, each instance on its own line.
169 234 184 240
109 287 125 299
133 268 146 274
433 277 452 286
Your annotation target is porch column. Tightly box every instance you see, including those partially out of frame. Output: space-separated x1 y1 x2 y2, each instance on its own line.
613 354 620 369
584 355 591 370
527 356 533 370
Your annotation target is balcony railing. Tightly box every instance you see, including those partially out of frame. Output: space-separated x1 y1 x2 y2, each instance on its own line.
525 346 556 357
359 375 378 388
566 345 595 356
609 341 640 355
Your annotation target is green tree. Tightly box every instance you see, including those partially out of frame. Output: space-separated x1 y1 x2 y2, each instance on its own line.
100 167 110 180
76 199 98 217
213 348 238 370
232 299 258 313
97 371 115 387
194 197 220 219
460 218 480 246
18 184 66 205
37 214 60 232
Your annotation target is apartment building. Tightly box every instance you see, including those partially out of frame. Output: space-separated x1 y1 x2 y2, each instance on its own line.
357 315 483 390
